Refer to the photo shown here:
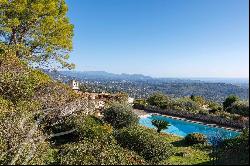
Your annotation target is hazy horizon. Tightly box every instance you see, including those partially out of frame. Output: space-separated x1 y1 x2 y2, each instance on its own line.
61 70 249 80
66 0 249 78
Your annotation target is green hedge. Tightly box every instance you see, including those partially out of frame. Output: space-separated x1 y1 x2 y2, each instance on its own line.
184 133 207 145
115 126 173 163
103 102 139 129
59 139 146 165
75 115 114 143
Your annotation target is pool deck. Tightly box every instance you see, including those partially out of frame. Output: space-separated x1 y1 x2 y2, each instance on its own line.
133 109 241 132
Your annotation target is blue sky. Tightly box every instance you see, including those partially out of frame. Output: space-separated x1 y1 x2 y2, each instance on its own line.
66 0 249 78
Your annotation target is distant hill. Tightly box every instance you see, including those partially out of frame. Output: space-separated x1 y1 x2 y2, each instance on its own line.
45 70 249 102
49 70 200 83
56 70 153 81
51 70 249 84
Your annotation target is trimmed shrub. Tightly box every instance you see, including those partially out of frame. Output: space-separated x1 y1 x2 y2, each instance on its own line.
115 126 173 163
59 139 146 165
103 102 139 129
75 115 114 143
184 133 207 145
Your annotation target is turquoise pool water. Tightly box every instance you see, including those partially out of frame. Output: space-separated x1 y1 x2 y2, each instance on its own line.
139 115 240 140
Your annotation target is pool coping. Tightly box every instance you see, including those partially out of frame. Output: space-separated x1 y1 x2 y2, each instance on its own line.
139 113 242 133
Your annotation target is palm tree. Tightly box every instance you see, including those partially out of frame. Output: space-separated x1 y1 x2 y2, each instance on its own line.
151 119 170 133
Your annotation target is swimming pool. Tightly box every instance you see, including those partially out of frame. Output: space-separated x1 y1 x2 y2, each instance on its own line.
139 114 240 140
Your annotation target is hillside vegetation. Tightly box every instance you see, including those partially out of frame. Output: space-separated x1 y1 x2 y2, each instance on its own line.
0 51 204 165
0 49 95 164
0 0 248 165
1 49 249 165
134 93 249 129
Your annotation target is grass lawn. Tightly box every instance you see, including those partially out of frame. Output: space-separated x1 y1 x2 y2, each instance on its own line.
159 133 212 165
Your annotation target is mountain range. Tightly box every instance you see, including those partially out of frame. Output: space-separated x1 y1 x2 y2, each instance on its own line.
48 70 249 85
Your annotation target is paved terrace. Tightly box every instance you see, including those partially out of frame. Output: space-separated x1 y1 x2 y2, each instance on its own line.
132 109 150 116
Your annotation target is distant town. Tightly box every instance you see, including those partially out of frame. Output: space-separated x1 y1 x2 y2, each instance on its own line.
46 70 249 103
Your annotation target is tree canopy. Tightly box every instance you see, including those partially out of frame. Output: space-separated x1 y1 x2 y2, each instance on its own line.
151 119 170 133
0 0 74 69
147 93 170 109
223 95 240 110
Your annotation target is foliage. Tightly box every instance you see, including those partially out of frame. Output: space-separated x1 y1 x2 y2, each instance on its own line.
115 126 173 163
0 0 74 69
0 98 57 165
190 95 207 106
226 100 249 116
29 70 52 87
49 115 145 165
114 92 129 103
43 112 108 145
73 115 114 143
151 119 170 133
34 81 81 110
147 92 171 109
0 51 51 102
0 71 36 102
58 139 146 165
144 93 249 129
172 97 201 113
0 41 247 165
0 70 51 103
208 101 223 114
216 128 249 165
103 102 139 129
0 49 96 165
223 95 240 110
184 133 207 145
133 98 148 109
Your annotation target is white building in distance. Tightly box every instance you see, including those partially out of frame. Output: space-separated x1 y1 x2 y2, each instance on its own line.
68 80 80 92
128 97 134 104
